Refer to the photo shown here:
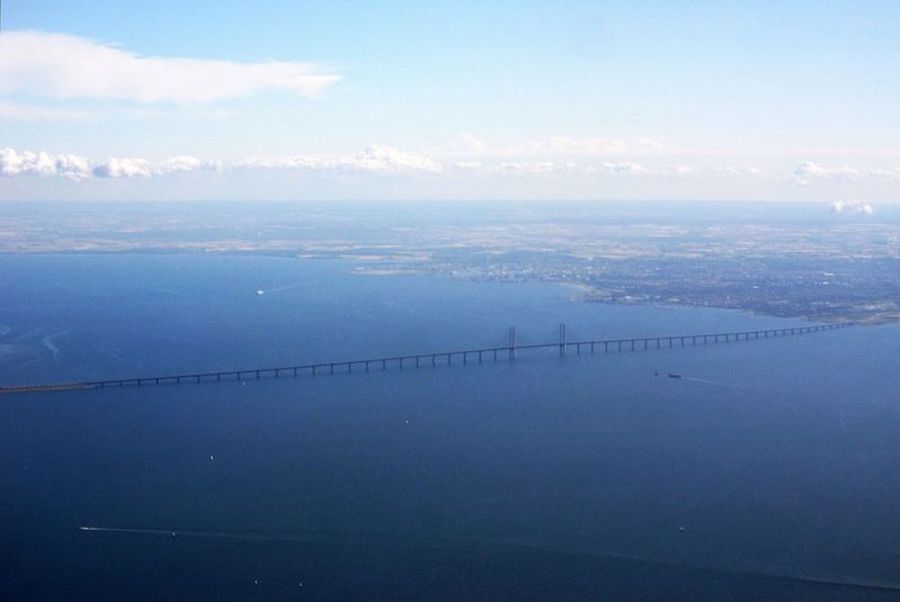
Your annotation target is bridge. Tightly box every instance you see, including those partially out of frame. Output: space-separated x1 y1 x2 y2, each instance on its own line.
0 322 852 395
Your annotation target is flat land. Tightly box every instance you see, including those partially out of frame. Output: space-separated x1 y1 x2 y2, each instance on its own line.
2 202 898 323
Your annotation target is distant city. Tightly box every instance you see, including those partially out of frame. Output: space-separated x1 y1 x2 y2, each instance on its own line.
3 201 897 324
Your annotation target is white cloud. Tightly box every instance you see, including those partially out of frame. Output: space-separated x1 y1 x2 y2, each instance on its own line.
92 158 152 178
602 161 649 175
793 162 859 185
0 145 442 181
7 147 869 191
340 145 443 173
0 148 91 180
593 162 704 177
495 161 561 175
237 146 443 174
710 165 761 176
459 161 698 178
0 30 341 104
454 161 483 170
157 155 203 173
2 149 226 180
830 200 874 215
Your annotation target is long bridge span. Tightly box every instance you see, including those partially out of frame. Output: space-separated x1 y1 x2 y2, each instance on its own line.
1 322 852 395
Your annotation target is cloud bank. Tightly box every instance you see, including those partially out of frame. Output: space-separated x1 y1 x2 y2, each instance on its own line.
235 146 443 174
794 162 859 186
91 158 152 179
0 31 341 104
1 146 443 180
830 200 874 215
0 148 91 180
3 146 889 197
0 147 737 181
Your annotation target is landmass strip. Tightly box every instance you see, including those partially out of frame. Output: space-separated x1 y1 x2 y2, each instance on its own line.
3 203 897 324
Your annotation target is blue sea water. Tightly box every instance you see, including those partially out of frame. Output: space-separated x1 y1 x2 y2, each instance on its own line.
2 254 900 600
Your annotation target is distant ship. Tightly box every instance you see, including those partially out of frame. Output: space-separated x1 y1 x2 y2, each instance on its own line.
256 289 265 296
668 373 683 379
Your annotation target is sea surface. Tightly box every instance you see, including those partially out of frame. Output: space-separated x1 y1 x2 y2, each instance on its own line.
2 254 899 600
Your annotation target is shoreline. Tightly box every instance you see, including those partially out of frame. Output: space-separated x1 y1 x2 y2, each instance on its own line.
3 250 897 325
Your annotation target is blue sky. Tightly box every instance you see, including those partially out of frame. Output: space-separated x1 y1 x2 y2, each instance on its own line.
1 1 899 202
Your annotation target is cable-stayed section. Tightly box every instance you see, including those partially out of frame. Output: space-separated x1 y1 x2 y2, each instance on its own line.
0 323 854 396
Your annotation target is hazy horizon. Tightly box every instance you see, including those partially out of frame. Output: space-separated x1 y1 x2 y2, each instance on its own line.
3 1 900 203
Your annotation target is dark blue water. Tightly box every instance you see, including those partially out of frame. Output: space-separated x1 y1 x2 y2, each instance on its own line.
2 255 900 600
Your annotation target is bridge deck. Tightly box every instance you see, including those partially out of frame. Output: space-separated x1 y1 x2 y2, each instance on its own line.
0 323 852 395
